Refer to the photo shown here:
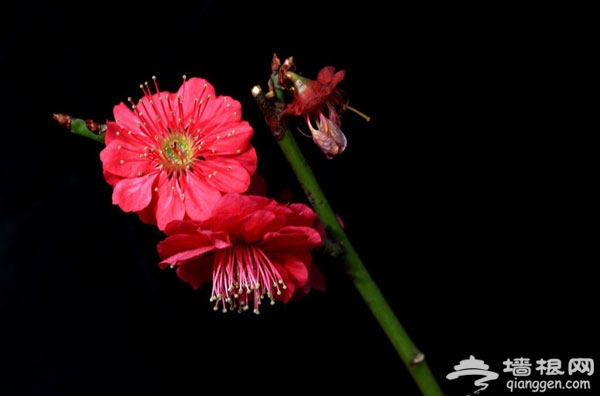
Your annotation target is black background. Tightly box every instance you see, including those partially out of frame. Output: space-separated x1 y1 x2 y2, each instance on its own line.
1 2 596 395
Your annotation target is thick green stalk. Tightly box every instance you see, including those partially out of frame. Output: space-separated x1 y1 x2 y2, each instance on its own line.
276 129 444 396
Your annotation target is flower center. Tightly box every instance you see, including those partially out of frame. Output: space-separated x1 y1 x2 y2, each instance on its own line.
210 244 287 314
160 131 198 173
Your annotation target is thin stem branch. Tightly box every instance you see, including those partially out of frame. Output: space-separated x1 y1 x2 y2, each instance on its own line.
280 129 444 396
252 86 444 396
53 114 106 144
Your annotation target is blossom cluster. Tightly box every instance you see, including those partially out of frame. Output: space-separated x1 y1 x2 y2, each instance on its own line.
95 68 344 313
269 54 350 158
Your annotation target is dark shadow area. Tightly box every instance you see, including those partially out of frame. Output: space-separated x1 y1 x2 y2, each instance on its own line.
1 2 595 396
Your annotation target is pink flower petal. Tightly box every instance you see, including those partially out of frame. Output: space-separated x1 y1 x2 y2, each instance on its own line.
155 173 186 230
261 226 322 251
157 232 230 268
175 256 215 290
270 253 311 301
181 171 223 221
177 77 216 121
112 174 156 212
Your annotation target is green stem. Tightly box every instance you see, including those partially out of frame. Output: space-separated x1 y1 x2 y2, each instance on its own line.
276 129 444 396
70 118 105 144
53 115 106 144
